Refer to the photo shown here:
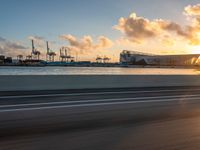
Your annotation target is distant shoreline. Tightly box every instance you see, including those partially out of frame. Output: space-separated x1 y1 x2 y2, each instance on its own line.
0 64 200 69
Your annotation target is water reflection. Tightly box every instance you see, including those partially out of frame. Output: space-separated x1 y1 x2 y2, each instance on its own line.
0 66 199 75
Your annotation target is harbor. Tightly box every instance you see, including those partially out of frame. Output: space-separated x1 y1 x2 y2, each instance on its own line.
2 1 200 150
0 40 119 67
1 40 200 68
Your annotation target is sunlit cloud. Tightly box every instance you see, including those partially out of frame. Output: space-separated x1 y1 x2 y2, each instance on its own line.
0 36 28 57
185 4 200 16
60 34 113 54
59 34 114 61
114 3 200 46
114 13 162 43
161 35 176 47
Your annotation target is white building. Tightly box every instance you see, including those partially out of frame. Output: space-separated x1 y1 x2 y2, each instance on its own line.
120 50 200 66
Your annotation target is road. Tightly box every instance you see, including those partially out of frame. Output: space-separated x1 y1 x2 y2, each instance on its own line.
1 86 200 149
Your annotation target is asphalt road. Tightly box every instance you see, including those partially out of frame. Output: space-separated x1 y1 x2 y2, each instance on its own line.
1 86 200 149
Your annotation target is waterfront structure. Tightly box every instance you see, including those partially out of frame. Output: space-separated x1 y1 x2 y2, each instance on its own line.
26 55 32 60
96 56 111 63
96 56 103 63
120 50 200 66
0 55 12 64
103 56 110 63
31 40 41 60
17 55 23 61
46 41 56 62
60 47 74 62
0 55 5 64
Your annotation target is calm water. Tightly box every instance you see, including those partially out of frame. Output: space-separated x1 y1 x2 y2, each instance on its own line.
0 66 200 75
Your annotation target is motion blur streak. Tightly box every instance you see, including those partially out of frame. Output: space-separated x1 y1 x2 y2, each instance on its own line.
1 87 200 149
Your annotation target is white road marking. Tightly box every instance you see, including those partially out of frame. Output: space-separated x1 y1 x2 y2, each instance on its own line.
1 88 200 99
0 94 200 112
0 94 200 108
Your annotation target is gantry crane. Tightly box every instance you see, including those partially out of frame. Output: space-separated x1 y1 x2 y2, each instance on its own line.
31 40 41 60
60 47 74 62
96 56 103 63
103 56 110 63
46 41 56 62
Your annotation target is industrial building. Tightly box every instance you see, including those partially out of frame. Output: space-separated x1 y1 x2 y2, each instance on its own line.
120 50 200 66
0 55 12 65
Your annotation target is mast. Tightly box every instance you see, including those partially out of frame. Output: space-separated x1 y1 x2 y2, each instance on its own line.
31 40 35 53
46 41 50 54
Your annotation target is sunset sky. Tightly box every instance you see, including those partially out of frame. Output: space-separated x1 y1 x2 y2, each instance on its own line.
1 0 200 62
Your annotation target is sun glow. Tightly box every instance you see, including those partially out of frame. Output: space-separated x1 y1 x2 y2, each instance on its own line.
190 45 200 54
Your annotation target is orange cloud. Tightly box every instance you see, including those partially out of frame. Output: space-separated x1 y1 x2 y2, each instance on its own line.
161 35 175 46
115 3 200 46
114 13 162 43
185 4 200 16
60 34 113 54
183 4 200 45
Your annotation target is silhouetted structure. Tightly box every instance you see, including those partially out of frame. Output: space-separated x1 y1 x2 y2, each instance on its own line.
17 55 23 61
46 41 56 62
0 55 5 64
26 55 32 60
31 40 41 60
96 56 103 63
60 47 74 62
103 56 110 63
4 57 12 63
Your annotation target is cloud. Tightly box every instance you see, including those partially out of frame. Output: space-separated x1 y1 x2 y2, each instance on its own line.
94 36 113 49
28 36 45 41
182 4 200 45
161 35 175 46
0 36 28 57
185 4 200 16
60 34 113 54
28 35 45 49
0 37 6 42
7 42 27 50
115 3 200 46
114 13 162 43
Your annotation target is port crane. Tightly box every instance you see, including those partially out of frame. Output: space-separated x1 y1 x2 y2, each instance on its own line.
31 40 41 60
103 56 111 63
60 47 74 62
96 56 110 63
96 56 103 63
46 41 56 62
26 55 32 60
17 55 23 61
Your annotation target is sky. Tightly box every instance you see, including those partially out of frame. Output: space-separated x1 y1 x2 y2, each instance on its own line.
1 0 200 62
